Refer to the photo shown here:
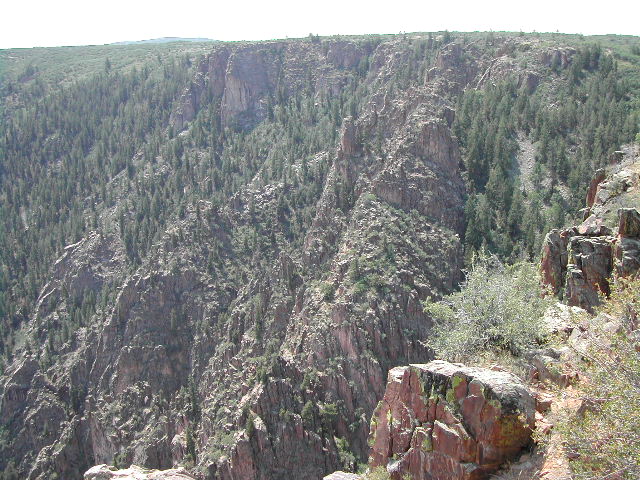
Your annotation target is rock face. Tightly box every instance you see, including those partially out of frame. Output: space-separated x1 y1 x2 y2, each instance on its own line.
541 146 640 311
564 235 613 308
169 41 373 131
615 210 640 277
368 361 536 480
540 216 619 312
540 229 570 295
586 169 606 208
1 33 602 480
84 464 195 480
540 215 616 311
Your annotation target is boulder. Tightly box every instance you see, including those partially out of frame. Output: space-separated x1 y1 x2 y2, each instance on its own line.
614 236 640 278
576 215 612 237
529 354 576 387
323 472 361 480
84 464 195 480
368 361 536 480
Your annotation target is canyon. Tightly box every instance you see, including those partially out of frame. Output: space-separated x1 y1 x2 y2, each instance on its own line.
1 32 639 480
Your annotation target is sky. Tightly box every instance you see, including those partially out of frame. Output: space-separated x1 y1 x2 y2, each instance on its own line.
2 0 639 49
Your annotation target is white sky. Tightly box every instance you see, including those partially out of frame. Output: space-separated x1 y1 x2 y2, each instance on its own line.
2 0 639 49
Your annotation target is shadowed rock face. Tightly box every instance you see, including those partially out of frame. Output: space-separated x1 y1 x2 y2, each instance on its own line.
586 169 606 209
368 361 536 480
540 214 627 312
540 229 570 296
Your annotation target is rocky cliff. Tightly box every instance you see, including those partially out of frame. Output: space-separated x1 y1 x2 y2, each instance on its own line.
0 33 635 480
541 144 640 311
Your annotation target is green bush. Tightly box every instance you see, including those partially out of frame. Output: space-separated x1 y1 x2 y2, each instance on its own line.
320 282 336 302
424 254 552 360
301 401 315 428
335 437 357 471
361 466 411 480
245 413 256 438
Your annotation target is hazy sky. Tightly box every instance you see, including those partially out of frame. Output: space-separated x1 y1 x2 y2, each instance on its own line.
2 0 639 49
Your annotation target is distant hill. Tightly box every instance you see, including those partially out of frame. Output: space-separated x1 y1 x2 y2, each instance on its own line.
110 37 215 45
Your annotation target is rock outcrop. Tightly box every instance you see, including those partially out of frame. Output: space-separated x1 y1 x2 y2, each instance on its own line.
615 208 640 278
540 213 625 311
586 168 606 208
540 229 570 296
541 145 640 311
368 361 536 480
169 41 373 132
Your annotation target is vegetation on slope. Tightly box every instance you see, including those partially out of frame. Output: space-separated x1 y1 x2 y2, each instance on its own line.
424 254 552 360
557 278 640 479
456 42 640 260
1 33 639 367
1 32 640 478
425 256 640 479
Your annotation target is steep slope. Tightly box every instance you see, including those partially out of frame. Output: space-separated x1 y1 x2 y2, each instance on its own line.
1 33 639 480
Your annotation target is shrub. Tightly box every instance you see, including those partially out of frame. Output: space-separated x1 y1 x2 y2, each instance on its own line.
245 413 256 438
320 402 339 432
320 281 336 302
362 467 411 480
336 437 356 471
424 254 552 360
557 278 640 479
301 401 315 428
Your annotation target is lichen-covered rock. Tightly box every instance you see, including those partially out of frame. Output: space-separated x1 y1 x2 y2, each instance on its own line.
84 464 195 480
368 361 536 480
